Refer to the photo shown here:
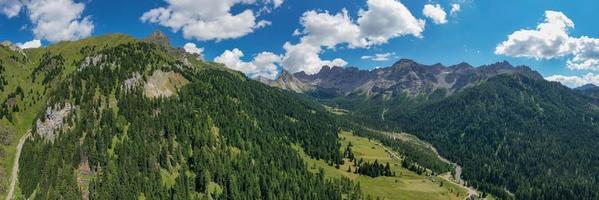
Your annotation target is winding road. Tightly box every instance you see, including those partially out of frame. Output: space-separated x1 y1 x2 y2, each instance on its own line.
367 128 479 199
5 131 30 200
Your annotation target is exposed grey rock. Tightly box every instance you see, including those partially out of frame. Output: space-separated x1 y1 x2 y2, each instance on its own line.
79 54 109 71
1 41 24 54
255 70 312 93
266 59 543 98
144 30 171 49
35 103 76 142
143 70 189 98
122 72 143 92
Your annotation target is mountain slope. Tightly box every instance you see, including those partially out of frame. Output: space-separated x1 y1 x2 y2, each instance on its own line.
391 74 599 199
575 83 599 99
261 58 599 199
262 59 546 128
267 59 542 98
256 70 312 93
2 34 365 199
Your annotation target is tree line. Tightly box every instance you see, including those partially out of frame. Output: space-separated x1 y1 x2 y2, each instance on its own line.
17 42 366 199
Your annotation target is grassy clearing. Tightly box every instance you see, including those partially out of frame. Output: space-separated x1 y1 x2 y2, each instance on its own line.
295 131 467 200
324 105 349 116
0 46 47 197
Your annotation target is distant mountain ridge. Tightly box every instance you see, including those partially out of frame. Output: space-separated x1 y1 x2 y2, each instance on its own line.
256 70 312 93
575 83 599 92
260 59 543 98
256 59 599 198
575 83 599 99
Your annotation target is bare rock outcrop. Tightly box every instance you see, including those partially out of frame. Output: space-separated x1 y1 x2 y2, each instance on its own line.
35 103 76 142
144 70 189 98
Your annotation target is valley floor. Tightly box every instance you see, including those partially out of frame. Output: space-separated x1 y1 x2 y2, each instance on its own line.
295 131 475 200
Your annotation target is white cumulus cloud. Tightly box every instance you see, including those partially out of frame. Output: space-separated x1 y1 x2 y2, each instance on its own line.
495 11 574 59
141 0 279 41
358 0 426 44
496 10 599 71
297 9 366 49
546 73 599 87
214 48 281 79
282 0 424 74
450 4 460 16
361 52 396 61
1 0 94 42
422 4 447 24
266 0 283 8
567 36 599 70
183 43 204 60
0 0 22 18
282 41 348 74
16 39 42 49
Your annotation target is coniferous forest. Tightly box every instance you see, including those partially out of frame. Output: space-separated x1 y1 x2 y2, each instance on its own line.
2 31 599 200
16 41 361 199
332 74 599 199
4 1 599 199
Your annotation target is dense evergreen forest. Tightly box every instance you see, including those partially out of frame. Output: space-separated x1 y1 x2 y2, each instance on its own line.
5 32 599 200
347 126 453 176
297 66 599 199
353 159 393 178
16 41 364 199
398 75 599 199
0 60 7 91
343 143 393 177
334 74 599 199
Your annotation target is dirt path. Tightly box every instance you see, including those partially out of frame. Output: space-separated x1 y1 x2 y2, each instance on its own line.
408 137 479 199
366 128 479 199
5 130 30 200
377 143 401 160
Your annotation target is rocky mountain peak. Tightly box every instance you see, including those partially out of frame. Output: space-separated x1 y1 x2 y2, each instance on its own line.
278 69 295 81
144 30 171 49
392 58 418 68
254 76 272 84
494 60 513 68
262 58 547 98
450 62 473 69
1 40 23 53
575 83 599 91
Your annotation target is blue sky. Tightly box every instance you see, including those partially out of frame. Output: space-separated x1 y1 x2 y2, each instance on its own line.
1 0 599 86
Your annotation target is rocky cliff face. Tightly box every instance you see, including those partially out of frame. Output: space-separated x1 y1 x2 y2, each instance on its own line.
143 30 172 50
143 30 196 60
256 70 312 93
263 59 543 98
35 103 76 142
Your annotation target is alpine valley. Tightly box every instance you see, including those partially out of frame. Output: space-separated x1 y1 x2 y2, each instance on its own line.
1 32 599 200
258 58 599 199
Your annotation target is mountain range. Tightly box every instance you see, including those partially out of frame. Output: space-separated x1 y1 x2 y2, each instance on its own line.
258 59 542 98
259 57 599 199
2 32 599 200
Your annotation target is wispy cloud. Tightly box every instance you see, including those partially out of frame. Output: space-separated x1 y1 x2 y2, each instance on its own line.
361 52 397 61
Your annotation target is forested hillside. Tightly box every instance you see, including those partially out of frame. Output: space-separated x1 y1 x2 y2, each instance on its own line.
389 74 599 199
280 60 599 199
5 31 599 200
2 36 364 199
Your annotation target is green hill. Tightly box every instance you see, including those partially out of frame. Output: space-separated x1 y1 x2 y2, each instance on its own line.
292 64 599 199
390 74 599 199
1 34 357 199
